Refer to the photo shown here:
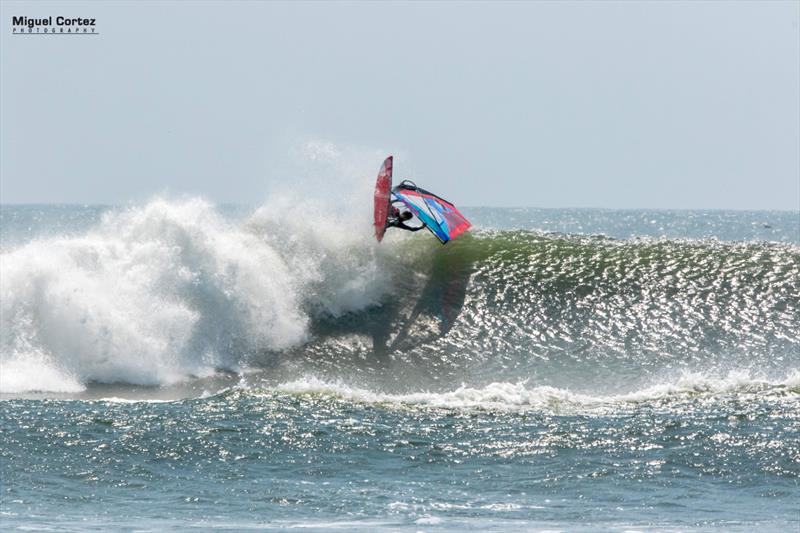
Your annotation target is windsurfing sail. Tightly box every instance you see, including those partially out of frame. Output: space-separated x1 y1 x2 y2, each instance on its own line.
373 156 393 242
392 181 472 244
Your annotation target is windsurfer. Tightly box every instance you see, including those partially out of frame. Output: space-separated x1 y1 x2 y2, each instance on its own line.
386 202 424 232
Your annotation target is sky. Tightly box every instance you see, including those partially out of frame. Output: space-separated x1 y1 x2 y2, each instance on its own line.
1 1 798 209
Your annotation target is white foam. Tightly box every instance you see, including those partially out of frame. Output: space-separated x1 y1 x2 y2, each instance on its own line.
0 350 83 394
274 377 602 411
781 369 800 389
271 370 798 412
617 369 790 402
1 189 388 393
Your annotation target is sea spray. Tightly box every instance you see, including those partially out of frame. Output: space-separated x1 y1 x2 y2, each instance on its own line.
0 197 386 392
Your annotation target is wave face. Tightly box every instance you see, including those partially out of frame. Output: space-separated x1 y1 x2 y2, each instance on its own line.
297 229 799 396
1 201 798 396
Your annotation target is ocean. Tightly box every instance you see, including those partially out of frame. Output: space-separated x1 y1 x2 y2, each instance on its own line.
1 201 798 532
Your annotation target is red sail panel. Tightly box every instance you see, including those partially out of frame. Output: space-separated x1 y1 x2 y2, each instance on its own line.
373 156 393 241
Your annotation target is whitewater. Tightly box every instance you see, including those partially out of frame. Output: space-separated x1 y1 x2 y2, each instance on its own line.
1 196 798 531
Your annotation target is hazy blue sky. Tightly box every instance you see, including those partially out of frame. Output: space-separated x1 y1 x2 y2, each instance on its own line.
1 1 798 209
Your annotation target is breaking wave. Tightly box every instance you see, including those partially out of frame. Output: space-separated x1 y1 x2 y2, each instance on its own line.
1 198 798 399
0 197 386 393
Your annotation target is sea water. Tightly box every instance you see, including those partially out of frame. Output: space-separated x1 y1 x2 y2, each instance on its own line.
1 201 798 532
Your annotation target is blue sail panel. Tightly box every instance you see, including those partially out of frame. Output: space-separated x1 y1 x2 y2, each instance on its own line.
392 185 471 243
